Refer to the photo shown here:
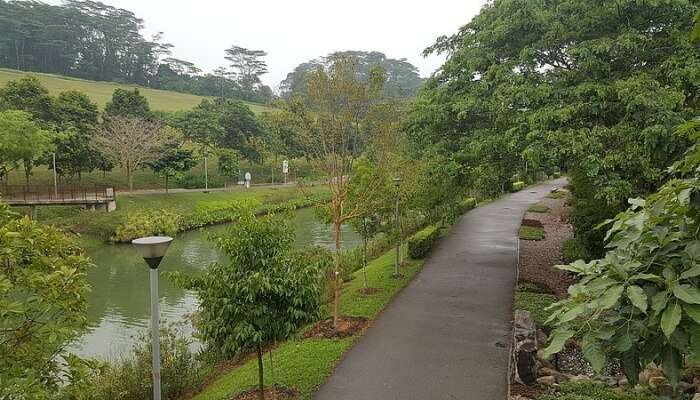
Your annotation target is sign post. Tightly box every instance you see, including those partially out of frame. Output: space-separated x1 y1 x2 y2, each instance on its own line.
282 160 289 185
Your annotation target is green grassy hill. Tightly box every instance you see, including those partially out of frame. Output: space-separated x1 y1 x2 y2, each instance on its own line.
0 68 272 114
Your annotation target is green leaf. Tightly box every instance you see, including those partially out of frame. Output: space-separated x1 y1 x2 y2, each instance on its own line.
597 285 624 309
683 304 700 323
680 265 700 279
542 329 574 358
660 302 682 338
686 240 700 260
622 348 640 385
651 291 669 313
626 285 647 312
582 335 606 372
560 303 587 323
672 284 700 304
613 332 633 352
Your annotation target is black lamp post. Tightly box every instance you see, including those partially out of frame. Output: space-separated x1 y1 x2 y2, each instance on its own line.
392 177 402 277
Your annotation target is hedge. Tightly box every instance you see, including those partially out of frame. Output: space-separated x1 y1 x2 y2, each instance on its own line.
511 181 525 191
458 197 477 213
407 225 440 259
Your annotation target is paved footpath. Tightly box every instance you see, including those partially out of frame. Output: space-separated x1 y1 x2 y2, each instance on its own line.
314 178 568 400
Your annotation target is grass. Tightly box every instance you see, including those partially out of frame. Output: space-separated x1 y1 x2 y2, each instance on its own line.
0 68 272 114
519 225 545 241
24 185 328 240
193 238 429 400
513 285 558 327
546 190 569 199
537 382 655 400
528 203 550 213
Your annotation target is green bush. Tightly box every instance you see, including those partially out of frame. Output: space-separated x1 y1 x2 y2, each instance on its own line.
519 225 544 240
561 237 591 263
459 197 477 213
546 189 568 199
407 225 440 259
92 323 206 400
112 209 182 242
512 181 525 191
537 382 654 400
528 203 550 213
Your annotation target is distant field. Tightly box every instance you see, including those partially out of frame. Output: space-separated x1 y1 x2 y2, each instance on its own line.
0 68 272 114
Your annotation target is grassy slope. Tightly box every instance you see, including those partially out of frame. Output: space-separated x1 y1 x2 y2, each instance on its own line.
193 240 428 400
29 185 327 239
0 68 272 114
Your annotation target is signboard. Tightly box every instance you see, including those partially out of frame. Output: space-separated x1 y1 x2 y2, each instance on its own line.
282 160 289 174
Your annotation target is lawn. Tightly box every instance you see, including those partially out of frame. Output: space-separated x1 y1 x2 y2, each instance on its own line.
0 68 272 114
513 285 558 327
25 184 328 240
527 203 550 213
193 240 427 400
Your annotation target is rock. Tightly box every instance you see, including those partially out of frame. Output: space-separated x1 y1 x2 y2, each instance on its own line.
656 384 675 398
538 367 569 383
569 375 590 383
512 310 539 386
694 376 700 393
536 329 548 346
678 381 694 394
537 375 556 386
693 394 700 400
618 377 629 387
509 396 532 400
648 376 666 389
639 364 664 386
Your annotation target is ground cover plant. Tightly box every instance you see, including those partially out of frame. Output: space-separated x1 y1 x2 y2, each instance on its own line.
519 225 545 241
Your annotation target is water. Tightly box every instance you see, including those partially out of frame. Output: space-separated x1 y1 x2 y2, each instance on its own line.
74 207 360 359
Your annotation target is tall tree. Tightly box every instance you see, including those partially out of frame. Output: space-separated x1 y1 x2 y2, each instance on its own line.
104 88 152 119
224 45 268 92
93 115 171 192
52 90 101 179
0 110 52 185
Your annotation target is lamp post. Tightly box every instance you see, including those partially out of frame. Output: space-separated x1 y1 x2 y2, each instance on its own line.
204 155 209 193
52 153 58 198
392 177 402 277
132 236 173 400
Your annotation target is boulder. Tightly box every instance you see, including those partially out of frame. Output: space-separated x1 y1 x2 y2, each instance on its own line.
512 310 539 385
536 375 556 386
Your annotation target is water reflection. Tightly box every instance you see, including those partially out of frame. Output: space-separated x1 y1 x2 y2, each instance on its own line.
74 207 359 359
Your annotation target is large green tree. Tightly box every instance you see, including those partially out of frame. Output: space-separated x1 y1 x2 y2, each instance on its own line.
407 0 699 253
0 110 52 185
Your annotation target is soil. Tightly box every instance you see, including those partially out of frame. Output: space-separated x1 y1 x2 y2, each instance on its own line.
358 287 380 295
521 218 544 228
518 196 577 298
510 383 545 399
231 387 299 400
304 316 369 339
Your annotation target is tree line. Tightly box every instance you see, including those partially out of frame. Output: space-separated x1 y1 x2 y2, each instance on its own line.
0 0 274 103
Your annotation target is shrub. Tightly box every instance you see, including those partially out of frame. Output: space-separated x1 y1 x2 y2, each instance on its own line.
519 226 544 240
537 382 655 400
511 181 525 191
459 197 477 213
112 209 182 242
561 237 591 263
93 323 205 400
546 189 568 199
407 225 440 259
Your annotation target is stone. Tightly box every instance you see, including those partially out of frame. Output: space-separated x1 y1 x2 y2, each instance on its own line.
693 376 700 393
693 394 700 400
618 377 629 387
639 364 664 386
538 367 569 383
537 375 556 386
512 310 539 386
678 381 693 394
536 329 548 346
648 376 666 389
569 375 590 383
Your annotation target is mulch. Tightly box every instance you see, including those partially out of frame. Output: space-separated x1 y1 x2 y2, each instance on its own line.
518 197 577 298
231 387 299 400
303 316 369 339
510 383 546 398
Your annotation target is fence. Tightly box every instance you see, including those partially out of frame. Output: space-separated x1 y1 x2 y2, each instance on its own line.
0 184 115 203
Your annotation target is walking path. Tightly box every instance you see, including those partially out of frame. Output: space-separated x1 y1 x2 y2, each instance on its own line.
314 178 568 400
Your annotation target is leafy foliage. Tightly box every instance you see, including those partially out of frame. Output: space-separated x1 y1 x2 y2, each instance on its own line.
543 139 700 387
407 225 440 259
0 200 94 399
519 225 545 241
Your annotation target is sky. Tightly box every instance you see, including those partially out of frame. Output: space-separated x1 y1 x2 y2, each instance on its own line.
49 0 486 89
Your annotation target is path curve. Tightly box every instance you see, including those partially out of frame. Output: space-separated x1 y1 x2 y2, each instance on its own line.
314 178 568 400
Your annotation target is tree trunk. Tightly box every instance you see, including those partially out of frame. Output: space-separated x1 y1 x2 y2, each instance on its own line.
362 235 368 289
23 160 31 187
127 162 133 193
165 175 169 194
257 344 265 400
333 217 342 330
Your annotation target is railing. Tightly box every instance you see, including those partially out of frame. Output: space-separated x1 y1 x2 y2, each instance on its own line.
0 184 116 203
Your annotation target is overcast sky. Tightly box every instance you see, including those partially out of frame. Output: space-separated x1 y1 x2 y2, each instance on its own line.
49 0 486 88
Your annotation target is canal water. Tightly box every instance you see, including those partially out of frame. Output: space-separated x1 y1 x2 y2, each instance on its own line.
74 207 360 359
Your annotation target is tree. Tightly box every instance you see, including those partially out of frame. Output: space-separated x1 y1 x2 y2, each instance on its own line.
216 148 241 181
176 208 323 400
224 45 268 91
52 90 101 180
0 76 55 123
407 0 698 254
0 200 94 399
104 88 152 119
280 51 424 100
148 147 196 193
0 110 52 185
289 58 393 328
93 116 171 192
543 121 700 398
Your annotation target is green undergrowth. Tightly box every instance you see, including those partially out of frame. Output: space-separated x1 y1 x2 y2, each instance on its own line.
546 190 568 199
528 203 550 213
537 382 655 400
513 284 558 327
519 225 545 240
193 241 428 400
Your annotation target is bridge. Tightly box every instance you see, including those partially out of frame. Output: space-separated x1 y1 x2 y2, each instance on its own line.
1 185 117 218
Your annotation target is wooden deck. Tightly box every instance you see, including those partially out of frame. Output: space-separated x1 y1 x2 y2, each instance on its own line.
1 185 117 212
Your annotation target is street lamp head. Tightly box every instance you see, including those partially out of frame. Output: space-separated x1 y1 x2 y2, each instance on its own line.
132 236 173 269
393 177 402 187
